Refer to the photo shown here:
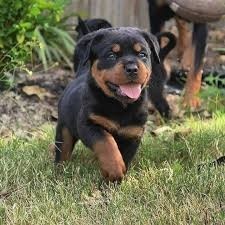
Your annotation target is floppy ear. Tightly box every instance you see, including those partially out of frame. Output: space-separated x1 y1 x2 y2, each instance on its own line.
73 31 103 73
141 31 160 64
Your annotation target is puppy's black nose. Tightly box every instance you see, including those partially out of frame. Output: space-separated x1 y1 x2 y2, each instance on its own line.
124 64 138 77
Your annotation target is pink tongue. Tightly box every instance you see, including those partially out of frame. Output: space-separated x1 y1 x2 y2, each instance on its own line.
119 83 142 99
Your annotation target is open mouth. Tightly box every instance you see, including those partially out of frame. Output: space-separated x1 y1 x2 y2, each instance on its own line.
106 81 142 101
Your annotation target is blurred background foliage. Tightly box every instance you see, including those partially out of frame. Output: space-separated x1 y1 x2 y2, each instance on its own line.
0 0 76 89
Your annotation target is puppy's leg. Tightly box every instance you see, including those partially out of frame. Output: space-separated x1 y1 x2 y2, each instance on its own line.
55 124 77 162
78 117 126 182
149 90 170 118
148 66 171 118
117 138 141 168
93 131 126 182
148 85 170 118
183 23 208 108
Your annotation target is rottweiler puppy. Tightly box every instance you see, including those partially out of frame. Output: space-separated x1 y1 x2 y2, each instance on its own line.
54 27 160 182
74 17 176 118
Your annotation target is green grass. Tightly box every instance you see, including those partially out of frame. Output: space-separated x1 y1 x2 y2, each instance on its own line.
1 114 225 224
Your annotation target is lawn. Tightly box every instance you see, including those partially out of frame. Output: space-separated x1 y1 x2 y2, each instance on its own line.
0 112 225 224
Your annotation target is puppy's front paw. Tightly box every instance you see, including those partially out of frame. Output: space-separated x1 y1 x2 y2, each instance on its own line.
100 158 126 182
93 133 126 182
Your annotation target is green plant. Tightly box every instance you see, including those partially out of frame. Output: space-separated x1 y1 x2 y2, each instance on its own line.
30 0 76 70
33 21 75 71
204 70 225 88
200 72 225 112
0 0 75 89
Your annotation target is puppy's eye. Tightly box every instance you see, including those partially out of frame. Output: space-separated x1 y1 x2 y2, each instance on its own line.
107 52 117 60
138 52 147 59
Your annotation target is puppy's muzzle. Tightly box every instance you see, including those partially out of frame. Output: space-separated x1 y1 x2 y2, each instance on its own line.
124 63 138 80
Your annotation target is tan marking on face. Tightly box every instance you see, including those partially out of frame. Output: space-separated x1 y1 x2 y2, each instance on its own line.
133 43 142 52
91 60 129 97
91 59 151 98
112 44 121 53
91 60 114 97
93 131 126 182
89 114 119 132
136 59 151 89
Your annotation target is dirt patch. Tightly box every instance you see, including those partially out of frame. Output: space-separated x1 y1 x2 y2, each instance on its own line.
0 68 73 138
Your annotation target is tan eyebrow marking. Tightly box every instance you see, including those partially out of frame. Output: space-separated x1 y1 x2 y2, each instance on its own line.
133 43 142 52
112 44 121 53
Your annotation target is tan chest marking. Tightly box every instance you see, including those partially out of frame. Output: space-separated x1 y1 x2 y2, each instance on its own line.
89 113 145 139
118 126 144 139
89 114 119 132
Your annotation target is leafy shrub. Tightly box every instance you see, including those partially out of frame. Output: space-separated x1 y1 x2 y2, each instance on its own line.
201 71 225 112
0 0 75 89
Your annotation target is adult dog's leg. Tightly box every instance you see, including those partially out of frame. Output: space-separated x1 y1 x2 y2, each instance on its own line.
183 23 208 108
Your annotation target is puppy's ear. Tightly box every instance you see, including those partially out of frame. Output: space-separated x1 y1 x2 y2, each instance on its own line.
75 16 90 38
141 31 160 64
73 31 103 72
156 32 176 61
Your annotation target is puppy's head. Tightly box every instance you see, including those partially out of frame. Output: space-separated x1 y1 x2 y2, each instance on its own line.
77 27 160 103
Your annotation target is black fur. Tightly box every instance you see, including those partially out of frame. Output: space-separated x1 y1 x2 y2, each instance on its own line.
192 23 208 74
147 0 174 34
148 31 177 118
